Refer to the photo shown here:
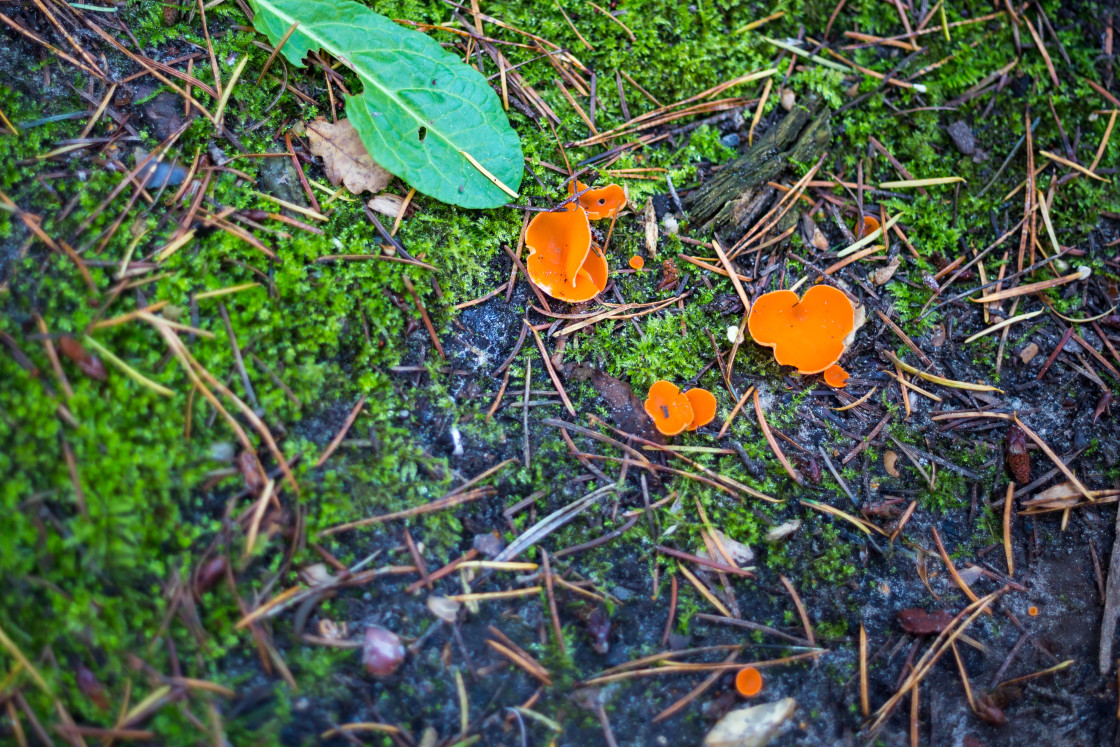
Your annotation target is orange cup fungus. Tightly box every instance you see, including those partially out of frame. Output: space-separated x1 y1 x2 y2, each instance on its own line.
644 381 717 435
684 388 717 431
748 284 855 388
1028 605 1039 617
735 666 763 698
524 204 608 303
855 213 881 239
567 180 627 220
629 255 645 271
644 380 694 436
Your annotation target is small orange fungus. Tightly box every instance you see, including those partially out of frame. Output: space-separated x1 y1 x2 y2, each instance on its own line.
684 388 717 431
629 255 645 271
644 380 694 436
524 204 608 303
1028 605 1039 616
735 666 763 698
568 180 627 220
856 214 881 239
823 364 849 389
748 285 855 385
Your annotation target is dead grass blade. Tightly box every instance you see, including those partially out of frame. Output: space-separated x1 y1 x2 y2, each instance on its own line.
753 389 800 484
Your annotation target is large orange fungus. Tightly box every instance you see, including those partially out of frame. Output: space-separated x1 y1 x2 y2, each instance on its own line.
748 284 855 388
567 180 627 220
524 204 608 303
684 388 717 431
644 380 694 436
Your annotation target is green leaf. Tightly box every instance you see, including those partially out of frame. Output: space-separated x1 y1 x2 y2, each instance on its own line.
249 0 523 208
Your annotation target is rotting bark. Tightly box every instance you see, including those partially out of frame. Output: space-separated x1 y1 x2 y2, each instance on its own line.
684 94 831 234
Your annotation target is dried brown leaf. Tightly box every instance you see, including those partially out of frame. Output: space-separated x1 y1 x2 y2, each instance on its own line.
305 117 392 195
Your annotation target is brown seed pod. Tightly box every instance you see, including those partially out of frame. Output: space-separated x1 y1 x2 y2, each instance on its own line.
1006 424 1030 484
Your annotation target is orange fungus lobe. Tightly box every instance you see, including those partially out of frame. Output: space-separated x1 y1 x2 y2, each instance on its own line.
684 388 717 431
1028 606 1039 616
644 380 694 436
856 214 881 239
823 364 849 389
629 255 645 271
735 666 763 698
747 284 855 376
524 204 607 303
568 180 627 220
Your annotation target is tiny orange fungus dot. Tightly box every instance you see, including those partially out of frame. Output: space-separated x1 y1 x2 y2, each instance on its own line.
1028 606 1039 616
735 666 763 698
629 255 645 270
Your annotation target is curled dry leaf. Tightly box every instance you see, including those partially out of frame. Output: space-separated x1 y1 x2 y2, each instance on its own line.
305 117 392 195
194 556 227 595
76 664 110 711
711 530 754 565
588 607 611 654
1006 424 1030 484
765 520 800 543
238 449 265 494
427 595 461 623
644 198 658 258
896 608 955 635
1095 392 1112 423
873 257 901 285
1019 342 1040 364
362 625 406 677
58 336 107 381
883 450 900 477
367 192 414 219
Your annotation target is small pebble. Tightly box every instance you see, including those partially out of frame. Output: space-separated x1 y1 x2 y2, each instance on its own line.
362 626 405 677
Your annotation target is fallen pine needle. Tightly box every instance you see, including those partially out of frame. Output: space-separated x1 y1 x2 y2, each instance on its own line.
973 267 1091 303
1038 149 1109 182
800 499 885 535
963 309 1044 343
878 176 965 189
832 386 877 411
754 389 800 483
994 659 1074 689
883 350 1002 392
678 564 731 617
321 723 401 739
446 587 542 603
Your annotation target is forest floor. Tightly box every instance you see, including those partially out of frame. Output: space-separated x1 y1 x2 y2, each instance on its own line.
3 0 1120 745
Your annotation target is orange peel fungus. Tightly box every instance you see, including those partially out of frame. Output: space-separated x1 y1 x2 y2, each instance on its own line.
644 380 694 436
524 204 608 303
567 180 627 220
855 213 881 239
629 255 645 271
748 284 855 388
684 388 717 431
735 666 763 698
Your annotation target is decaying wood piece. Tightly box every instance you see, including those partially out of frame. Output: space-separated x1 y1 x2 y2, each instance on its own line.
684 95 830 233
1099 505 1120 675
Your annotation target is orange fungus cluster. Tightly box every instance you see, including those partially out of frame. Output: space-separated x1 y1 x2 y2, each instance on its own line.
524 182 626 303
747 284 856 389
644 380 718 436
